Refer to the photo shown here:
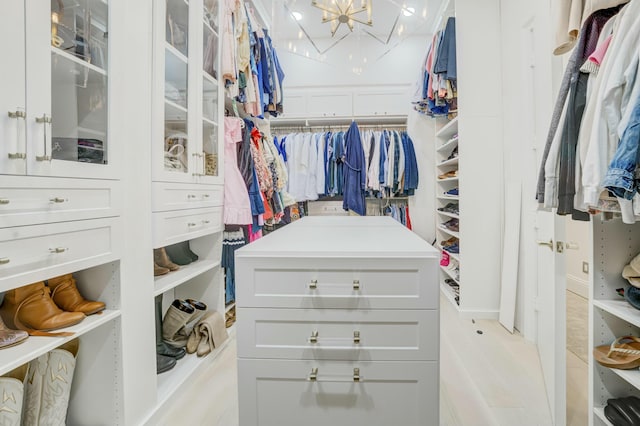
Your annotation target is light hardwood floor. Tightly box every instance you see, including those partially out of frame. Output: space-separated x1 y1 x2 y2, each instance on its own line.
160 295 568 425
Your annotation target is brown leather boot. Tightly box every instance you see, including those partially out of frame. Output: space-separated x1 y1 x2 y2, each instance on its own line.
0 282 85 336
154 262 170 276
154 248 180 271
47 274 106 316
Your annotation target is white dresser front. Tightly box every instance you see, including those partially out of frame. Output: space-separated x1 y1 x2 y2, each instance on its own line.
236 217 439 426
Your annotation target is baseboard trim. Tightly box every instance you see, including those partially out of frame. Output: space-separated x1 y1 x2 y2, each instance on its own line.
567 274 588 299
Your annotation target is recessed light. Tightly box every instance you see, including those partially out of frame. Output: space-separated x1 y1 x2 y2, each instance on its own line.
402 7 415 17
291 11 303 21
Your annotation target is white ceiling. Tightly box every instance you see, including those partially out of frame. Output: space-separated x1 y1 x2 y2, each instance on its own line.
254 0 446 62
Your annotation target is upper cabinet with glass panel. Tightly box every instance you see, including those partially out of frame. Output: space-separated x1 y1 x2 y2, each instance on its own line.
153 0 222 184
2 0 116 179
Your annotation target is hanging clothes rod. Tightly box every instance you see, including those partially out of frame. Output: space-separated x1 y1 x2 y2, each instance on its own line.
272 124 408 134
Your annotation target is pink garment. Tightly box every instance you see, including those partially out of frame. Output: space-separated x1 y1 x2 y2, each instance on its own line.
425 34 437 100
223 117 252 225
588 34 613 65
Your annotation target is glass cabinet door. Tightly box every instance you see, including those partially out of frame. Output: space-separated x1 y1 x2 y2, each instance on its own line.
201 0 221 182
163 0 192 179
26 0 114 179
0 1 27 176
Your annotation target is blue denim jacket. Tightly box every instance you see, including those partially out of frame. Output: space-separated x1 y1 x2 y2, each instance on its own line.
603 92 640 200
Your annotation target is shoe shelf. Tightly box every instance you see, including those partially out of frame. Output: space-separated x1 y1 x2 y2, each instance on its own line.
438 226 459 239
155 325 235 408
438 245 460 261
593 299 640 329
0 309 120 377
437 211 460 220
594 407 614 426
609 367 640 391
440 281 460 310
437 176 459 182
154 258 221 296
436 116 459 139
437 157 459 167
439 265 460 285
436 137 458 153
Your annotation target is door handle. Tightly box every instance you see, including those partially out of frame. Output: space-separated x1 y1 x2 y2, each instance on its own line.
565 242 579 250
7 109 26 160
536 239 553 251
35 114 52 162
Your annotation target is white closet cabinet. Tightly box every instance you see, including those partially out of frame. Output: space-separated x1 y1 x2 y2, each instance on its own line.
236 217 440 426
0 0 124 423
152 0 223 186
1 0 118 179
590 219 640 425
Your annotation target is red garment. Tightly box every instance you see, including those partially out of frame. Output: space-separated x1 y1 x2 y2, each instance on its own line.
405 205 412 230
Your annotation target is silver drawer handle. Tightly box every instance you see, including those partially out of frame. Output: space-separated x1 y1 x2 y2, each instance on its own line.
49 247 67 254
309 331 318 344
308 279 361 290
0 258 9 265
202 220 210 225
0 199 9 205
353 331 360 344
187 194 197 199
187 222 197 227
308 330 360 345
203 194 210 198
49 197 67 203
307 368 361 382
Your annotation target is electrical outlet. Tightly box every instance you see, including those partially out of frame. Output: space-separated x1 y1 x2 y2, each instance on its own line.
582 261 589 274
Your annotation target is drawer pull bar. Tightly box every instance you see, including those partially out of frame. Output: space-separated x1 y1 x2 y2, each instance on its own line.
202 220 210 225
353 331 360 344
307 368 362 383
308 279 361 290
203 194 210 198
0 258 9 265
309 331 318 344
308 368 318 382
187 222 197 228
187 194 197 199
0 199 9 205
49 247 67 254
49 197 67 203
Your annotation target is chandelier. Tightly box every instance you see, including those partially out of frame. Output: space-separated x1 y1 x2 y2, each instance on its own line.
311 0 373 36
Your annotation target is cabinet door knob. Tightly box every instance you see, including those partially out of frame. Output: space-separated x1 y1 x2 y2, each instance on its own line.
0 258 10 265
49 247 67 254
353 331 360 344
308 368 318 381
353 279 360 290
0 199 9 205
309 330 318 344
49 197 66 203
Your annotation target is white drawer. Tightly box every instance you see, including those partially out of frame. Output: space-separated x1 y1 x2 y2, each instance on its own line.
151 182 223 212
235 257 438 310
237 308 438 361
237 358 438 426
0 176 120 228
0 218 121 292
152 207 222 248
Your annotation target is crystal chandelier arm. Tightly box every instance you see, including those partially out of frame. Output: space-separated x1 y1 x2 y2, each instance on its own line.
311 1 341 15
347 15 373 26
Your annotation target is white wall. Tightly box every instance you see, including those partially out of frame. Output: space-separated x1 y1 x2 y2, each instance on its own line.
408 110 436 243
565 217 589 298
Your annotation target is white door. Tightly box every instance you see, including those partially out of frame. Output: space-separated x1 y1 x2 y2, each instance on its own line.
1 0 26 175
521 9 567 426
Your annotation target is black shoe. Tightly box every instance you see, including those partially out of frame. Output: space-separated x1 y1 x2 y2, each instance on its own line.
164 242 194 265
157 353 177 374
158 341 186 360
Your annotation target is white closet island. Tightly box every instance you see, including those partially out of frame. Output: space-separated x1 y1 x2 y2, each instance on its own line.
235 216 439 426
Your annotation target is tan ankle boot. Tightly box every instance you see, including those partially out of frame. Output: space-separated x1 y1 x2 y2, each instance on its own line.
47 274 105 316
154 262 170 276
154 248 180 271
0 282 85 336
